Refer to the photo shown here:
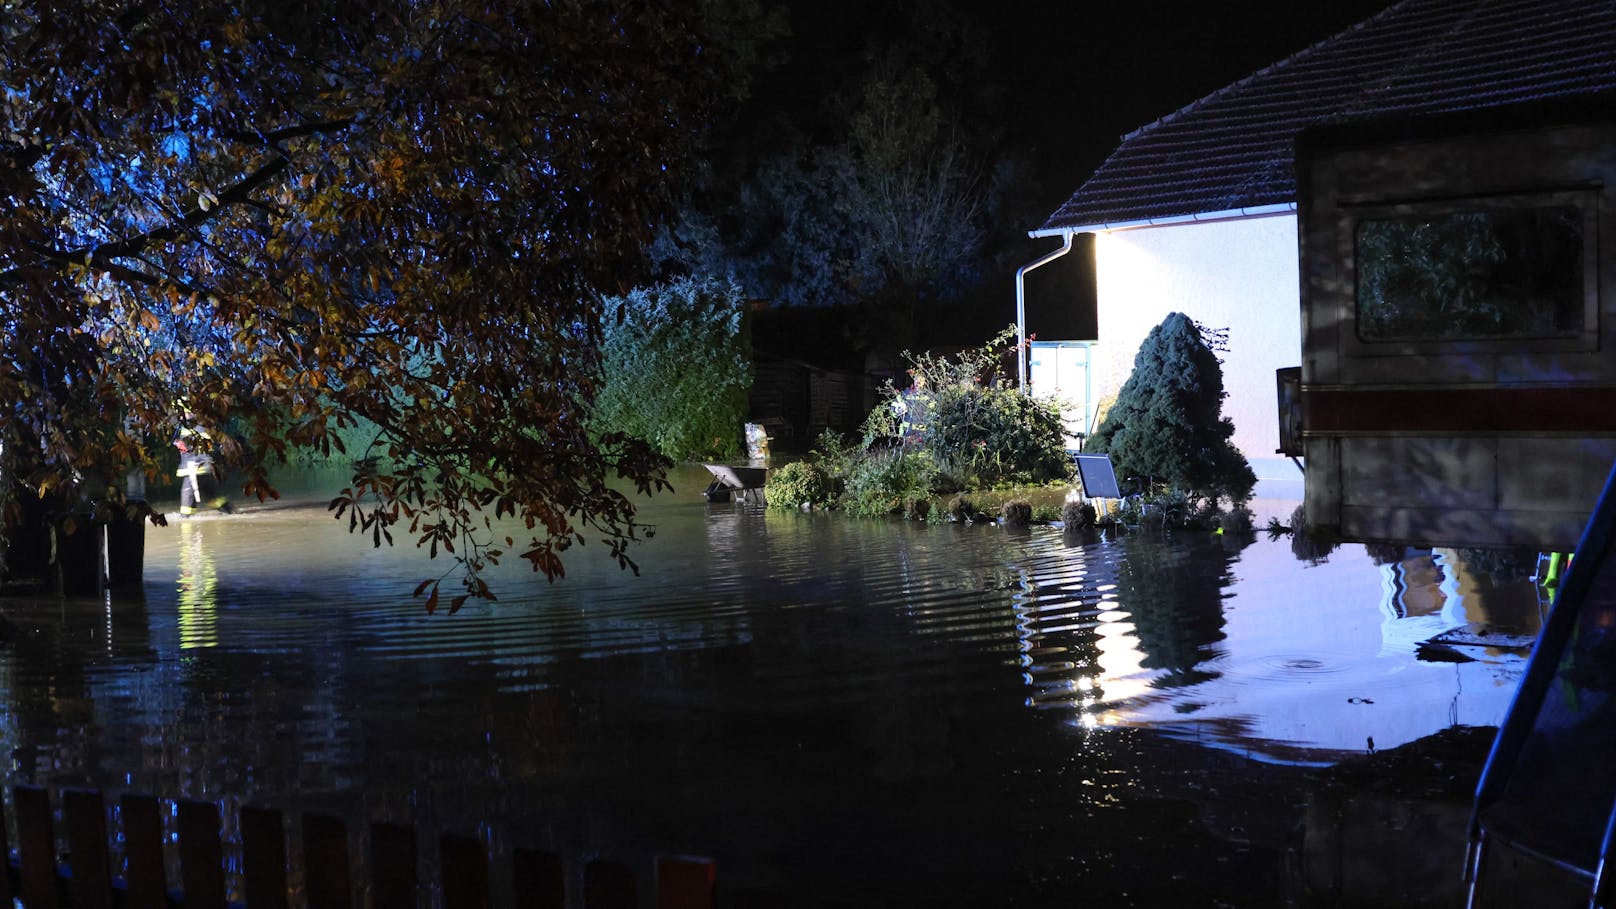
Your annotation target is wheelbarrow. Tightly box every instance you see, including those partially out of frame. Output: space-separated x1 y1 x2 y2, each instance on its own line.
702 464 768 504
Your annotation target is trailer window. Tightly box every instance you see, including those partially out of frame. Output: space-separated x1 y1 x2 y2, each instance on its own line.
1355 205 1584 342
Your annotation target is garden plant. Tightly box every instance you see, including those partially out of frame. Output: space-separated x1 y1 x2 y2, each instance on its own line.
766 327 1071 518
595 277 753 462
1086 312 1255 526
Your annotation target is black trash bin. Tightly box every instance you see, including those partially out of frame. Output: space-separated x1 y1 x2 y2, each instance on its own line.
105 509 146 590
54 518 106 597
2 484 52 586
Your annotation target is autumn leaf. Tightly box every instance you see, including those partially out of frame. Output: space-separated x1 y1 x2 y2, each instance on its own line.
0 0 706 608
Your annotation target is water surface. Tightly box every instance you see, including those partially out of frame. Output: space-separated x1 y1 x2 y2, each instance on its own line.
0 464 1536 905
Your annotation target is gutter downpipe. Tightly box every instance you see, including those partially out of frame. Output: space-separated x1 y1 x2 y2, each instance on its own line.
1015 230 1075 393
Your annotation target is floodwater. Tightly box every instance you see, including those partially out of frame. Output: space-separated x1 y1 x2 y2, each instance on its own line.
0 464 1542 906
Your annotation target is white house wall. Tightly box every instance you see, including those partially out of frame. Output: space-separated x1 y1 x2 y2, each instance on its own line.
1092 214 1301 498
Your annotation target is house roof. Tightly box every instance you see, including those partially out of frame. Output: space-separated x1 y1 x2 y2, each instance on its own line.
1037 0 1616 235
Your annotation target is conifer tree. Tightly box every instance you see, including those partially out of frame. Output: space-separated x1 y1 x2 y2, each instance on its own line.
1087 312 1255 504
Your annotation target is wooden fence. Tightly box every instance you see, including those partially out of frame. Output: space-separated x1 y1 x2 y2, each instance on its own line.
0 786 758 909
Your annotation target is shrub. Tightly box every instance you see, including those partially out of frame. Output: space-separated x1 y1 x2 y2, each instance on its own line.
879 327 1071 489
905 497 932 522
779 328 1076 522
596 277 752 461
843 449 937 517
765 460 840 510
945 494 977 523
1062 498 1096 529
1288 504 1339 563
1218 505 1254 535
1000 500 1032 526
1117 488 1192 529
808 428 861 480
1086 312 1254 505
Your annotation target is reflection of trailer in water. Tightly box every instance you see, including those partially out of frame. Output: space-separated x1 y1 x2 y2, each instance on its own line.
1289 101 1616 551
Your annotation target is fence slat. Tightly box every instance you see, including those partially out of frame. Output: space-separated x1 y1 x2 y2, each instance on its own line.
584 860 637 909
303 813 353 909
64 789 113 909
178 799 226 909
0 790 12 906
657 857 716 909
512 849 565 909
727 890 789 909
441 833 489 909
5 786 730 909
241 806 288 909
15 786 56 909
370 822 417 909
121 794 167 909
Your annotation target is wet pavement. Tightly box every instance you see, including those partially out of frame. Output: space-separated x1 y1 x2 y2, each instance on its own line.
0 464 1547 905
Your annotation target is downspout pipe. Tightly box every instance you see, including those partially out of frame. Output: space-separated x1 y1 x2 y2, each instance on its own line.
1015 230 1075 393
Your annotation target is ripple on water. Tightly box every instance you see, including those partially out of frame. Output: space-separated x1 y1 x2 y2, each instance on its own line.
24 468 1527 830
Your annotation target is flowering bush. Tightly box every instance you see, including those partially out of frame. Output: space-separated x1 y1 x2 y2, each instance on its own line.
842 448 937 517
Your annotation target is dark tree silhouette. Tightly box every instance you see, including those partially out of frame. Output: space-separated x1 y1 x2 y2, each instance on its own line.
651 1 1025 355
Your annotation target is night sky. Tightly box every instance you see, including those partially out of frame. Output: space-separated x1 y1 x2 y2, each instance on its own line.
984 0 1398 216
749 0 1401 343
987 0 1395 337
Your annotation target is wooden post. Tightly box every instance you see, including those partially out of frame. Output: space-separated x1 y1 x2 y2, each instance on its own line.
656 857 716 909
120 793 167 909
303 813 353 909
0 786 733 909
178 800 227 909
511 849 565 909
14 786 57 909
241 806 289 909
370 822 418 909
63 789 113 909
440 833 489 909
584 860 637 909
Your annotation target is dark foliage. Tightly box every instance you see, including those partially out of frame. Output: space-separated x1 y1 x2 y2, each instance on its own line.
1115 536 1241 689
0 1 727 604
597 278 752 462
881 327 1069 490
651 1 1035 355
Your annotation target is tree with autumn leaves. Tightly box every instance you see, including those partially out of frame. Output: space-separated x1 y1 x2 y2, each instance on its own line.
0 1 740 608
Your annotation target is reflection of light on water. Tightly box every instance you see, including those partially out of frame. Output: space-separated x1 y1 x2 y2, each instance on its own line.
176 521 218 649
1013 538 1536 764
1014 543 1158 728
1088 615 1154 725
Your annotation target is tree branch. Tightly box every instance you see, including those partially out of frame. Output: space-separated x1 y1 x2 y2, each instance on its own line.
0 155 290 286
219 117 356 148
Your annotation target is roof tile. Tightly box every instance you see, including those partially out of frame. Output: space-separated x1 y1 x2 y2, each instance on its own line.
1039 0 1616 232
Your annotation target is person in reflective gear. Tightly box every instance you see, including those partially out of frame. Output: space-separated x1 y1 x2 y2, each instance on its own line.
173 422 231 516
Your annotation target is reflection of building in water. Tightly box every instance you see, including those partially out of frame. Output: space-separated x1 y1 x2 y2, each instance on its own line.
1376 548 1544 658
1375 548 1453 657
176 521 218 649
1014 538 1536 762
